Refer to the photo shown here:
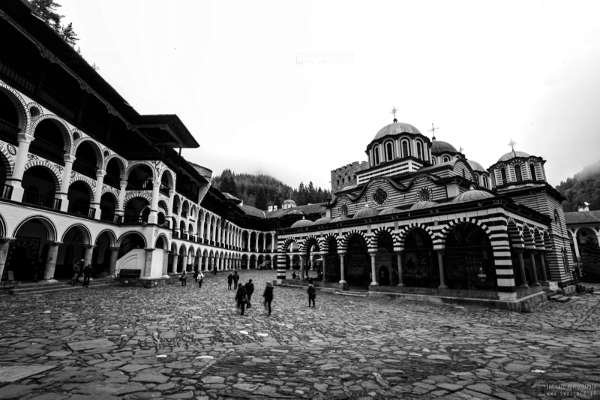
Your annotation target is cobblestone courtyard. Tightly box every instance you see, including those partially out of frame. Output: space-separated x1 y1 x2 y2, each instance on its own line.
0 271 598 400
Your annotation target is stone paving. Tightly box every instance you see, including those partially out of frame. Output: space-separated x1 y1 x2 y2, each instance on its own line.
0 271 598 400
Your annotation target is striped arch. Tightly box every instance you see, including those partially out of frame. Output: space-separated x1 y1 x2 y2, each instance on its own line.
94 229 117 247
117 231 148 248
521 225 536 249
0 144 15 177
62 223 92 245
0 81 30 131
397 223 434 250
154 233 169 250
68 177 94 199
437 217 491 249
506 218 524 249
301 235 321 253
30 115 73 154
320 233 338 252
103 154 127 178
125 161 156 182
340 229 368 251
280 238 300 252
370 226 397 250
73 137 104 169
23 159 63 187
12 215 58 241
124 191 152 204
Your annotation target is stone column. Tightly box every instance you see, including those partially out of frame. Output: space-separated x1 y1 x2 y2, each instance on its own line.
321 251 327 283
255 233 259 253
0 239 12 281
171 253 179 274
437 250 447 289
395 250 404 287
539 252 548 283
529 252 540 286
83 245 94 268
109 247 119 277
116 179 127 221
58 153 74 211
92 169 105 220
338 251 347 288
148 179 161 224
517 250 528 288
144 248 154 278
6 135 33 201
570 230 581 261
299 254 306 278
369 250 378 286
43 242 61 281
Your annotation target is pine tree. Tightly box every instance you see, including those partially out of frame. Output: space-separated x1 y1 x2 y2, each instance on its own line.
29 0 79 46
61 22 78 46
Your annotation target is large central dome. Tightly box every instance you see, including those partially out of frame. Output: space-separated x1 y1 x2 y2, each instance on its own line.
373 121 421 142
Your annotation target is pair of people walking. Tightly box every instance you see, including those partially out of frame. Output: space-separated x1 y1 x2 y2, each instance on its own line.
235 279 255 315
71 259 92 287
193 270 204 288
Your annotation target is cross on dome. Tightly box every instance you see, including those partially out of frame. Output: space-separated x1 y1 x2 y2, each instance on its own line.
508 139 517 155
391 107 398 123
429 123 439 140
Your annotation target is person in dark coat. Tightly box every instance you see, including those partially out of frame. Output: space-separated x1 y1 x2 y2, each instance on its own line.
180 270 187 286
245 279 255 308
235 284 248 315
263 282 273 316
82 262 92 287
227 273 233 290
307 283 316 308
233 271 240 289
71 259 84 285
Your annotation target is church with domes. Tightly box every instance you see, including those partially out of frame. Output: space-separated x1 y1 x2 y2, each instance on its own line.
277 117 575 309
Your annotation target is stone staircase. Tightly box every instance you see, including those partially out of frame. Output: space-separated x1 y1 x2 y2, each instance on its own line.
1 277 115 296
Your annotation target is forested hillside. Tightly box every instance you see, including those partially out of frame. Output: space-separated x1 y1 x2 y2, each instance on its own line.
213 169 331 210
556 160 600 211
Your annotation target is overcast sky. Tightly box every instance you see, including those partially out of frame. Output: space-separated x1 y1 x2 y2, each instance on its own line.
59 0 600 189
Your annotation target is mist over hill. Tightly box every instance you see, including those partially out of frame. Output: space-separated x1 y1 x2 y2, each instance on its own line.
556 160 600 211
213 169 331 210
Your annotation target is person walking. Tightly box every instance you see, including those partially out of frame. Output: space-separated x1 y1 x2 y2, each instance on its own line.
307 282 316 308
233 271 240 289
235 284 248 315
245 279 255 308
227 273 233 290
82 262 92 287
71 259 84 285
180 270 187 287
197 271 204 289
193 270 199 283
263 282 273 316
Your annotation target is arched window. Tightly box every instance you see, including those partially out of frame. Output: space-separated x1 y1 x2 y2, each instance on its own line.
514 164 523 183
442 156 450 163
529 163 536 181
500 167 508 184
416 141 424 160
432 156 437 165
482 176 489 189
373 146 380 165
341 205 348 216
385 141 394 161
401 140 410 157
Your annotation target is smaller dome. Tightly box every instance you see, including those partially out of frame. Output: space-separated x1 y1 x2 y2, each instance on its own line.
353 205 379 219
453 190 494 203
497 150 531 163
291 217 314 228
431 140 458 155
313 216 331 225
379 207 399 215
467 159 486 172
410 201 437 210
331 215 349 223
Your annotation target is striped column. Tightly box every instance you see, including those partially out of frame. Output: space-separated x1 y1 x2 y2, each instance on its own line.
487 222 518 299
